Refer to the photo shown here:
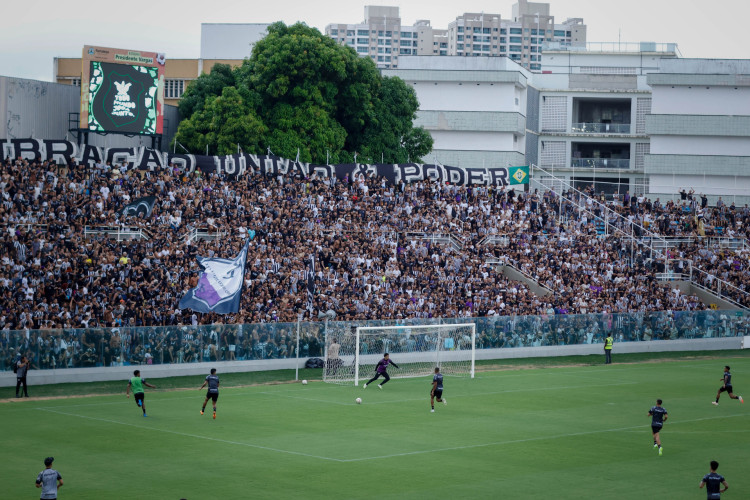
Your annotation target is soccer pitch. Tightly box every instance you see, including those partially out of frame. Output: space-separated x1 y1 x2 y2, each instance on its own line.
3 355 749 499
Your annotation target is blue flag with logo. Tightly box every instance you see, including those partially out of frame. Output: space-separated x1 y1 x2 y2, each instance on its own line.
179 240 250 314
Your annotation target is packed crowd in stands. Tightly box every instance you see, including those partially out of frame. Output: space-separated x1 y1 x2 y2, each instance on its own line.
1 154 748 369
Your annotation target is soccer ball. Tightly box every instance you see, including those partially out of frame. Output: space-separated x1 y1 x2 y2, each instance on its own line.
355 397 362 404
302 380 308 385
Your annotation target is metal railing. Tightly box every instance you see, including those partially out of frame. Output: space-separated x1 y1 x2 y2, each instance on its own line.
571 123 631 134
84 226 146 241
403 231 464 251
570 158 631 169
185 227 226 244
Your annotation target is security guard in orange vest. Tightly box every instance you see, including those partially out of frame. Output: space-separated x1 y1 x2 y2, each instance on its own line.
604 333 613 364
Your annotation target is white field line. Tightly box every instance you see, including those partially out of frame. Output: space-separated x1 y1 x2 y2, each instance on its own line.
35 405 750 463
35 407 347 462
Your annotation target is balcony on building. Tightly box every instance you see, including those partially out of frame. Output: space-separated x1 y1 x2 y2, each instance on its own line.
571 98 631 134
571 142 630 169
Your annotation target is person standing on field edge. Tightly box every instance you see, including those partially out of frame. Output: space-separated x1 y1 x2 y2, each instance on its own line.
126 369 156 417
604 333 613 364
16 355 30 397
700 460 728 499
36 457 63 499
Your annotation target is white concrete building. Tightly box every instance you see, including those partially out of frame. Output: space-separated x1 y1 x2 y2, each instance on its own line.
532 42 679 197
382 56 530 169
645 59 750 203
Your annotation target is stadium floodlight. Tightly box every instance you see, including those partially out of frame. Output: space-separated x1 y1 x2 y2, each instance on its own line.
323 323 476 386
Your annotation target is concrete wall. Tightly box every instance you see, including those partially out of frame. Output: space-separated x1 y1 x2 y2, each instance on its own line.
0 357 306 387
2 337 744 387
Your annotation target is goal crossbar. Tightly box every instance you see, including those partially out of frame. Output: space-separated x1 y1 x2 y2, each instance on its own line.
323 322 476 386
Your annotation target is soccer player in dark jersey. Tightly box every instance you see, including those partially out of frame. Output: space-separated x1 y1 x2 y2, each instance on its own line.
647 399 668 456
363 353 399 389
430 367 447 412
700 460 729 499
712 365 743 406
126 369 156 417
199 368 220 419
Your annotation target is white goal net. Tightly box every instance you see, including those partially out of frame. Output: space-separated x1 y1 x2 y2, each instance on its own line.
323 323 476 386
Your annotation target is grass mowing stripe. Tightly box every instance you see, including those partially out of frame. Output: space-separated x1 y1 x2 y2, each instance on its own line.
36 397 750 464
35 407 347 462
340 412 750 462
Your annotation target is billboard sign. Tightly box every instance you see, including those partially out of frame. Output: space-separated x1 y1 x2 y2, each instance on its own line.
80 45 165 135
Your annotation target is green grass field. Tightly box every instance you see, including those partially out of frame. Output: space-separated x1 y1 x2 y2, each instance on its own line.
3 352 749 499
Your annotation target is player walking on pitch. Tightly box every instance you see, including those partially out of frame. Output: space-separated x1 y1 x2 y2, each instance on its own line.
363 353 399 389
647 399 667 456
199 368 220 419
699 460 729 499
430 367 447 412
126 369 156 417
712 365 743 406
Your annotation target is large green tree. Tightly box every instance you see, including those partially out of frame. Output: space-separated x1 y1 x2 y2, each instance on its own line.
174 22 433 163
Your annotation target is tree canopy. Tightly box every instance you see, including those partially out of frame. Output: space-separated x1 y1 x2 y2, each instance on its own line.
175 22 432 162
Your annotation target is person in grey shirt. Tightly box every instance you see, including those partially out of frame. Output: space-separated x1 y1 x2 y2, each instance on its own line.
16 355 30 398
36 457 63 499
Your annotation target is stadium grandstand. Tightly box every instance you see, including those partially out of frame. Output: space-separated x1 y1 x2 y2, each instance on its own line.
1 154 749 370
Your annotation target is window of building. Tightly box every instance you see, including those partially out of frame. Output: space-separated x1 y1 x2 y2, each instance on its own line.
500 37 506 43
164 79 186 99
500 28 507 34
400 31 411 38
357 46 368 53
509 36 522 43
499 46 506 52
330 29 338 36
347 30 355 36
531 55 538 61
457 35 464 41
509 45 522 52
554 30 566 37
357 38 368 44
483 27 490 33
458 26 464 32
566 31 571 37
510 28 522 34
71 78 81 87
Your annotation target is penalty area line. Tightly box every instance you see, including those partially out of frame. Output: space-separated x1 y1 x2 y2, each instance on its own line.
34 407 346 462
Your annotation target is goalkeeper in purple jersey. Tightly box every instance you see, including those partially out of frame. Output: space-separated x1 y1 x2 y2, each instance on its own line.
363 353 399 389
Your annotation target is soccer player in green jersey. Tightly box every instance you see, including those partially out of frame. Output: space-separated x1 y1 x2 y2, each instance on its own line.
126 370 156 417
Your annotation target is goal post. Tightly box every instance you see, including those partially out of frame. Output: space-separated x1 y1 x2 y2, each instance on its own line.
323 323 476 386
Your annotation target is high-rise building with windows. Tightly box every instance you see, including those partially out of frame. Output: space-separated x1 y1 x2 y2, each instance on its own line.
325 2 586 71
